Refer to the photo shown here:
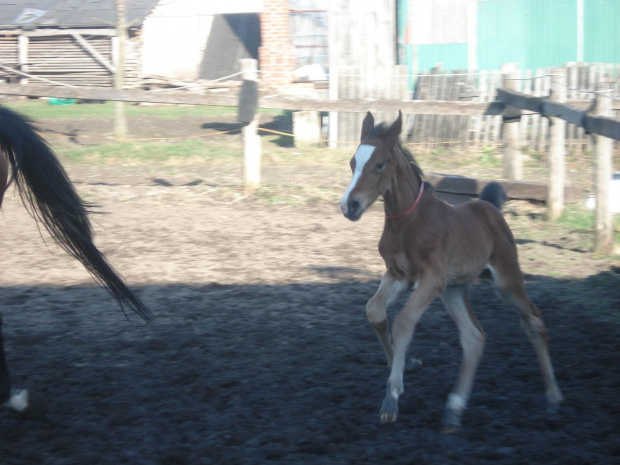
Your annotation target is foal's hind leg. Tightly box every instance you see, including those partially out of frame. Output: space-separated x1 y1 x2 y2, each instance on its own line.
366 272 411 367
488 264 563 414
440 286 486 432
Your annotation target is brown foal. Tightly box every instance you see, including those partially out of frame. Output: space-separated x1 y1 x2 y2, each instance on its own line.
340 111 562 430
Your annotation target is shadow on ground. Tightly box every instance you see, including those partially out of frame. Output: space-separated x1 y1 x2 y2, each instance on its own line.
1 272 619 464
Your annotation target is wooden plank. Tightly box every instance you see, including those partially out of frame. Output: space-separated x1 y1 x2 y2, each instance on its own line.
566 63 579 151
501 63 522 180
480 70 489 144
17 35 28 85
474 70 485 144
23 29 116 37
547 68 567 220
532 68 543 152
520 68 531 147
1 83 615 117
593 83 614 254
491 70 502 143
542 70 552 152
71 33 115 74
424 173 583 203
240 59 261 191
495 88 620 136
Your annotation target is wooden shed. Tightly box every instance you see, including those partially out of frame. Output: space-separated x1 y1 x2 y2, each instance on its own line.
0 0 159 88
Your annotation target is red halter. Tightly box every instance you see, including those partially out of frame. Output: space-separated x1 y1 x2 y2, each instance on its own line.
385 182 425 220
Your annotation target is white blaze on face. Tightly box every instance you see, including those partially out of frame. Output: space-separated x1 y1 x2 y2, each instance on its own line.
340 144 375 213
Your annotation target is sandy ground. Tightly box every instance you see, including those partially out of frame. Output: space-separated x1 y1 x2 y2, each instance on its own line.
0 112 619 464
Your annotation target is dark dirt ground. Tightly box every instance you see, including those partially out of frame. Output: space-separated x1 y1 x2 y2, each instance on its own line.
1 112 619 465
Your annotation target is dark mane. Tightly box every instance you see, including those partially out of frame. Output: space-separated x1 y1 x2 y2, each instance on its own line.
369 122 423 180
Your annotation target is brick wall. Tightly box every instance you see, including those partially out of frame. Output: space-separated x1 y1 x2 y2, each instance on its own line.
259 0 296 87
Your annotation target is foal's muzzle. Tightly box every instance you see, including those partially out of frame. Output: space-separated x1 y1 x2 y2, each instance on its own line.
341 199 364 221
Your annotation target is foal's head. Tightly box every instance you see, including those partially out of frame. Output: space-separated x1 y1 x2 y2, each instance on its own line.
340 111 411 221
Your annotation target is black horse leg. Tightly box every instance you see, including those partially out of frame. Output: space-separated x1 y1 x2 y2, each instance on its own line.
0 312 12 403
0 312 47 417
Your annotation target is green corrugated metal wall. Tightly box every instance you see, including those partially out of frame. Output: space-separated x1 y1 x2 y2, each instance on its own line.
584 0 620 63
417 43 468 72
477 0 577 70
398 0 620 74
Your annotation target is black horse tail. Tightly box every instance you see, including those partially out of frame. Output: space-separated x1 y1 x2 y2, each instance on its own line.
479 181 507 211
0 106 149 321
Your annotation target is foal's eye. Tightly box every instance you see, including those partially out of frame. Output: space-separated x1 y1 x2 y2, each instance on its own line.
374 162 386 172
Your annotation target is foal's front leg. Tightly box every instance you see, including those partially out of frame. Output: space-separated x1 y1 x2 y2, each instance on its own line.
380 277 444 424
366 272 411 367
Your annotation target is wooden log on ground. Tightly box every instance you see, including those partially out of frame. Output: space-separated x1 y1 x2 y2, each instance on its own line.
424 173 583 203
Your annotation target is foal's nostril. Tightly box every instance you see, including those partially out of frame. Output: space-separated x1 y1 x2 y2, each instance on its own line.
348 200 360 214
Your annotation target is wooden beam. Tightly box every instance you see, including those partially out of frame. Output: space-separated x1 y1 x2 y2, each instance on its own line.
547 68 566 220
114 0 127 140
71 33 115 74
424 173 583 203
0 83 490 114
240 59 261 192
1 83 617 117
501 63 522 180
17 35 28 85
23 29 116 37
593 89 614 255
496 88 620 141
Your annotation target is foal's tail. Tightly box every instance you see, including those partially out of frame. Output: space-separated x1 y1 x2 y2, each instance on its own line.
479 181 507 211
0 106 149 320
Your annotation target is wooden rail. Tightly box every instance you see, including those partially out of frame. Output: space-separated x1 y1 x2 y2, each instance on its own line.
0 83 514 115
0 79 615 253
494 84 617 254
1 83 616 115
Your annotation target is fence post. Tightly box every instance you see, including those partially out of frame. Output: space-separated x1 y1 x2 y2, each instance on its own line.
241 59 261 192
547 69 567 220
328 66 338 148
501 63 522 180
17 35 29 85
593 87 613 254
114 0 128 140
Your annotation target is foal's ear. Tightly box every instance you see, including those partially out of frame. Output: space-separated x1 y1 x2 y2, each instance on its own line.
360 111 374 141
385 110 403 145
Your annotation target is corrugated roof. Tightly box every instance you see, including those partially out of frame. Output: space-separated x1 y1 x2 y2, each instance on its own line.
0 0 160 29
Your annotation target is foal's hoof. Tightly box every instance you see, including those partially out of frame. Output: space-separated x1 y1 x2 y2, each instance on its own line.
4 389 48 419
442 410 462 434
546 404 562 426
380 396 399 424
406 357 423 373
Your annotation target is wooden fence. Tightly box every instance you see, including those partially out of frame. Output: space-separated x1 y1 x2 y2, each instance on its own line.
0 64 617 253
411 63 620 152
495 83 617 253
332 65 409 148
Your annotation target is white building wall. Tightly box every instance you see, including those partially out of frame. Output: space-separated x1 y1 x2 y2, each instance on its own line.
141 0 263 80
408 0 468 45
